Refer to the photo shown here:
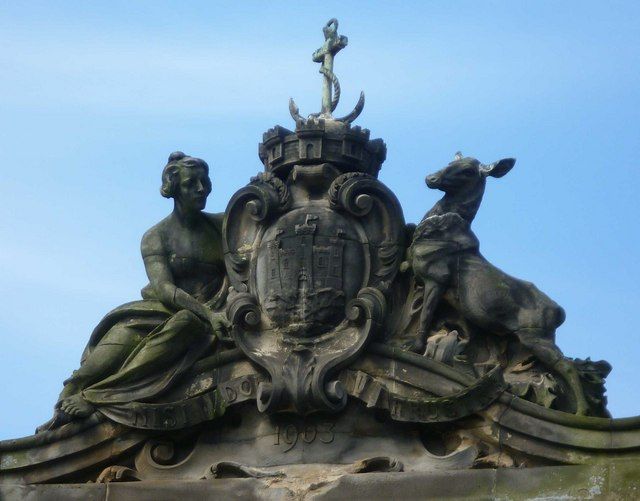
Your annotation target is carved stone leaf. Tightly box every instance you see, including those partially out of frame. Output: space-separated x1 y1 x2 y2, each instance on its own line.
505 360 558 409
531 373 558 409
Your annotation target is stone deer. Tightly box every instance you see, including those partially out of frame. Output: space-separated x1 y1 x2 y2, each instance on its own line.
408 152 588 415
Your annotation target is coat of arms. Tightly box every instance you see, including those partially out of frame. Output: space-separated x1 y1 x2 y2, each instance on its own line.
224 158 405 413
1 18 620 490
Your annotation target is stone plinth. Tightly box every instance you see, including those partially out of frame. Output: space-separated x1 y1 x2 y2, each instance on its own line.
2 461 639 500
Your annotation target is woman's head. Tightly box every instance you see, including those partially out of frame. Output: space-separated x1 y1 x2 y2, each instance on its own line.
161 151 212 212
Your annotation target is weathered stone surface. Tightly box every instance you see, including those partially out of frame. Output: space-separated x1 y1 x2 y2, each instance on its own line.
0 17 631 500
0 484 107 501
4 461 640 500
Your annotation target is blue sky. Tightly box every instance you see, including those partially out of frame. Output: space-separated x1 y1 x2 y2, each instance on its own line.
1 1 638 439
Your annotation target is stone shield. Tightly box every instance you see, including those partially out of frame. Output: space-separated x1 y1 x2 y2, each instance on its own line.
256 207 366 338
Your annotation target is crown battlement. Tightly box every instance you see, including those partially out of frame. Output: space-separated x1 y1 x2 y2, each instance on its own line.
259 118 386 178
259 18 386 178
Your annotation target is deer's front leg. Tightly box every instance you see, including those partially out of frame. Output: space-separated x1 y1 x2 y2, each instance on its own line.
407 239 453 354
411 280 446 354
412 253 453 354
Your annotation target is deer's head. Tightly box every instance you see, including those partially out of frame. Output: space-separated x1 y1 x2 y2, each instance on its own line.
424 152 516 223
426 152 515 194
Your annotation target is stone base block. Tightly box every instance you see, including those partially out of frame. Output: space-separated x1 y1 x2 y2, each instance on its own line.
2 461 639 500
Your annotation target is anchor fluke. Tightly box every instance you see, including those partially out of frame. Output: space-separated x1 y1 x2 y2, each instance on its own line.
335 91 365 124
289 98 304 123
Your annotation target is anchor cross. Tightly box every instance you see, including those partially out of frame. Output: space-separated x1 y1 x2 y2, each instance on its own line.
312 18 348 117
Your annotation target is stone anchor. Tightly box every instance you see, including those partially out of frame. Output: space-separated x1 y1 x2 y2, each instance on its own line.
289 18 365 124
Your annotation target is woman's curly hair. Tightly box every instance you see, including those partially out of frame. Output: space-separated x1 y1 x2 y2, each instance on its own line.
160 151 211 199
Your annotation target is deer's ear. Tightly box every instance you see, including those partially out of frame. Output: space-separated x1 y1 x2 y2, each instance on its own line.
480 158 515 178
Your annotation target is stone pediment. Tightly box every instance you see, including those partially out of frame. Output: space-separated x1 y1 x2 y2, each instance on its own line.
1 16 638 501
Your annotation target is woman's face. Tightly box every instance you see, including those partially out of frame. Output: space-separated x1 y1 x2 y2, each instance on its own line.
176 166 212 212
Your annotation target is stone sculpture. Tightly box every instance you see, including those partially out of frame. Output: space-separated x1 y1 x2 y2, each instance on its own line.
37 152 230 431
2 18 637 500
407 152 588 415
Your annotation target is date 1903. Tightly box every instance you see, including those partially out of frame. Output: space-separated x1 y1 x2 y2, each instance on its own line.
274 422 335 452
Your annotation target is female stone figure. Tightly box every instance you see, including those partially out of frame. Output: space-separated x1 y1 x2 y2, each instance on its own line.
38 152 229 431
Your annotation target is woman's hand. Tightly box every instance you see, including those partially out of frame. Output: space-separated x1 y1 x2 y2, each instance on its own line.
207 311 232 340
